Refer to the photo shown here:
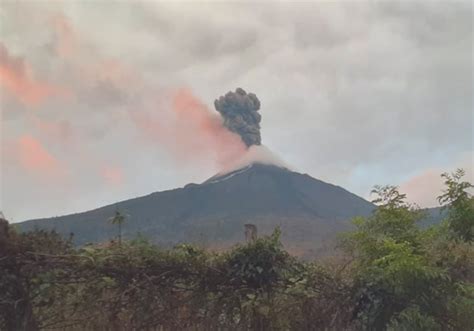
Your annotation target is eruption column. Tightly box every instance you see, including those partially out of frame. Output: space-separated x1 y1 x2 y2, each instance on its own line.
214 88 262 147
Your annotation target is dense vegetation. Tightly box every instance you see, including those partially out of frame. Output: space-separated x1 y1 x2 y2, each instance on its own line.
1 170 473 330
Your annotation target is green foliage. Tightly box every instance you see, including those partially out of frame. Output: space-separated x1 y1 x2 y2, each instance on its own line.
345 183 474 330
387 306 440 331
0 229 73 330
371 185 407 208
438 169 474 242
224 227 290 290
344 185 424 264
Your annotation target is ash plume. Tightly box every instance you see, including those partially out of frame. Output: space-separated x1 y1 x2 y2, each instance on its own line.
214 88 262 147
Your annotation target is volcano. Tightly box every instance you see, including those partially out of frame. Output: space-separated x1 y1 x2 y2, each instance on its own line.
18 162 375 257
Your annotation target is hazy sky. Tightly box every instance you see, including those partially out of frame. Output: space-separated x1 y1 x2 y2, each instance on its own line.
1 1 472 222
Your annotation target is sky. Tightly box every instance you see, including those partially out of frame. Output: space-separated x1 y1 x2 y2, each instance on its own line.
1 1 472 222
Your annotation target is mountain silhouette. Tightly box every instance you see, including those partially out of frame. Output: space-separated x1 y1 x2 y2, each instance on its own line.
18 164 378 256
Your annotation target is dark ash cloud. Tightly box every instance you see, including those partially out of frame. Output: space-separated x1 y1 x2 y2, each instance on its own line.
214 88 262 147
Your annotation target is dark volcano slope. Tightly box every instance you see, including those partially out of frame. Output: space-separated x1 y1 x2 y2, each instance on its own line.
18 164 375 256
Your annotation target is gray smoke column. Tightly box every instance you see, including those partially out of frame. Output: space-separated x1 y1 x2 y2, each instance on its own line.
214 88 261 147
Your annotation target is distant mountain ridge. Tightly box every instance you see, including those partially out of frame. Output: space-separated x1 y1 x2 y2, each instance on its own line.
17 163 445 257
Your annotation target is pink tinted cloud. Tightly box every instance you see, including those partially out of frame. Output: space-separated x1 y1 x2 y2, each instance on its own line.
51 14 77 59
400 160 473 208
172 88 247 167
97 59 138 87
130 88 246 169
16 135 62 175
399 169 444 208
101 165 124 186
0 43 68 106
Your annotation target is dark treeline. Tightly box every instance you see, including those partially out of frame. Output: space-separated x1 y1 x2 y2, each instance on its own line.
1 170 473 330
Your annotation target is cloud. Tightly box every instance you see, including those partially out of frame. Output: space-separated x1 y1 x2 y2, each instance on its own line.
15 135 61 175
130 88 246 169
101 165 124 187
399 153 473 208
31 116 76 146
51 13 78 60
399 169 447 208
0 43 68 106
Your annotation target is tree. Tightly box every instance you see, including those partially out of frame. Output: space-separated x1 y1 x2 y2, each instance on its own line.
438 169 474 242
108 211 126 245
353 185 424 252
345 186 452 330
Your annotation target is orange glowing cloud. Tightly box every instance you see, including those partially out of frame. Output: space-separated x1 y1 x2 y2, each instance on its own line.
400 161 473 208
399 169 444 208
131 88 246 169
172 88 247 166
16 135 61 175
101 165 124 186
0 43 68 106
